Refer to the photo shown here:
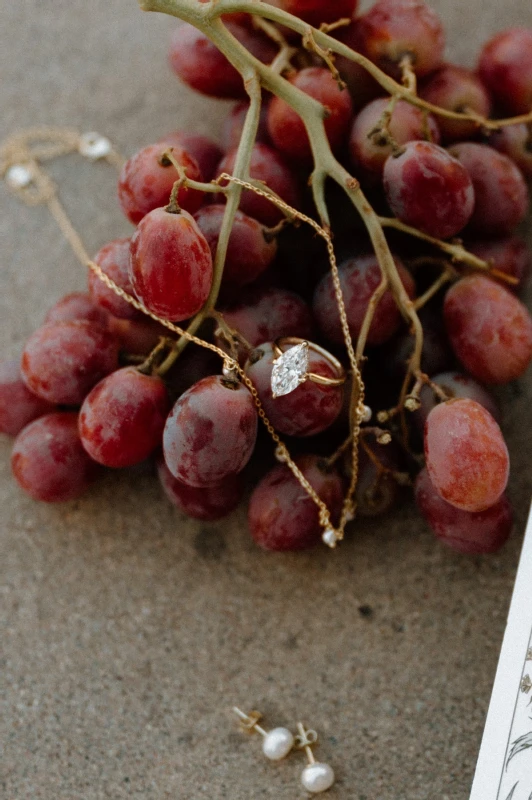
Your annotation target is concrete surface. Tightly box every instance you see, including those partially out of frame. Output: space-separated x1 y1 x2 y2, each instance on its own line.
1 1 531 798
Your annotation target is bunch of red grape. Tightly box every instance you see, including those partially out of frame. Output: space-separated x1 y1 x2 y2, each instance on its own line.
2 0 532 556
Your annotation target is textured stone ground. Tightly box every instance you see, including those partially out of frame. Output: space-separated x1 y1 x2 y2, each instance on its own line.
1 1 531 797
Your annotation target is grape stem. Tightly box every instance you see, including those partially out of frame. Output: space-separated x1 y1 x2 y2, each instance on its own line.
140 0 532 130
163 149 228 194
212 309 254 357
138 0 521 395
377 216 503 276
141 0 426 384
156 70 262 375
413 269 455 311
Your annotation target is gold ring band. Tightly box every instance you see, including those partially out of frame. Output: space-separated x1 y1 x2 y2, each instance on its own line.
271 337 346 393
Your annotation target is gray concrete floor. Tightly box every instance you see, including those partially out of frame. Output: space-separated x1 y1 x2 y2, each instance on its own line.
1 1 531 797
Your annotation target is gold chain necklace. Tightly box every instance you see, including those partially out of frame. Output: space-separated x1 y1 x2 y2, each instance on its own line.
1 126 367 547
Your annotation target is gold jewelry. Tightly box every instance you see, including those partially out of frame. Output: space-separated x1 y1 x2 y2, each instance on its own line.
295 722 335 794
270 337 346 398
232 709 335 793
1 126 368 549
232 707 295 761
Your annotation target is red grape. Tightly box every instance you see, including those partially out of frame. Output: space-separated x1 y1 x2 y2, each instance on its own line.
193 204 277 288
245 342 344 437
89 237 141 321
11 412 99 502
415 467 512 554
216 143 300 226
383 141 475 239
79 367 171 468
0 360 55 436
107 316 167 356
222 101 271 151
417 371 500 432
467 236 530 291
157 457 244 521
449 142 529 236
273 0 357 27
267 67 353 161
221 286 312 349
21 321 119 405
349 97 440 181
45 292 109 327
168 21 276 100
424 398 509 512
443 275 532 384
129 207 213 321
158 131 223 182
353 0 445 80
313 254 415 347
163 375 258 487
489 124 532 180
419 64 491 143
118 142 203 225
478 28 532 115
248 455 344 551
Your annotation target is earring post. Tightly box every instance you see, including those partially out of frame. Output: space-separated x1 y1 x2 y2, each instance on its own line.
296 721 317 764
232 707 267 737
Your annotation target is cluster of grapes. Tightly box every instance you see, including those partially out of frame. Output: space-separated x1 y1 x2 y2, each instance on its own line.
2 0 532 556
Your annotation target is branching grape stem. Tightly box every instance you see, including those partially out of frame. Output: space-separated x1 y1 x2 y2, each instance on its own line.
140 0 427 382
378 216 497 274
139 0 517 417
140 0 532 130
136 0 523 534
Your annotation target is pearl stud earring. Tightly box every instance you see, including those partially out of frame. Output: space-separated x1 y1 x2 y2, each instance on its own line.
295 722 335 794
233 707 295 761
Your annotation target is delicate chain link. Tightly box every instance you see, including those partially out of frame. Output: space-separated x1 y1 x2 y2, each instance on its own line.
1 127 366 544
217 174 367 535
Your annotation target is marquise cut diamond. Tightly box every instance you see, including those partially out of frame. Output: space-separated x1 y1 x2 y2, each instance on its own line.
271 342 309 398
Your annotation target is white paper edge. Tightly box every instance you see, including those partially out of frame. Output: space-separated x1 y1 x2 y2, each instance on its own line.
469 501 532 799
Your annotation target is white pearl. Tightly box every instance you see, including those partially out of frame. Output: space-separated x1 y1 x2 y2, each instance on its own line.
262 727 294 761
6 165 32 188
222 363 236 378
322 528 337 548
301 762 335 793
361 404 372 423
79 132 112 160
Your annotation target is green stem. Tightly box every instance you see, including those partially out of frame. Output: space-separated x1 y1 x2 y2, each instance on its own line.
141 0 532 130
413 270 454 311
335 163 424 374
378 216 492 273
158 68 262 372
355 278 388 362
141 0 425 375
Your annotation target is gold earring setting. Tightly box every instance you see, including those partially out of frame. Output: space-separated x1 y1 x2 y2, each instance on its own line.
296 722 335 794
233 708 336 794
